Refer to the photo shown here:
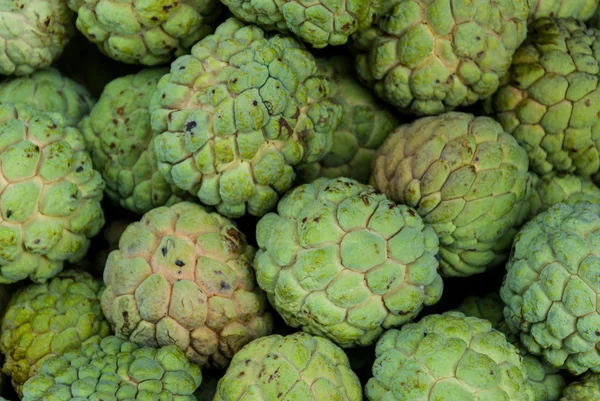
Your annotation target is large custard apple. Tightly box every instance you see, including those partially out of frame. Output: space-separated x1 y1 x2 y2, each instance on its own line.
500 201 600 375
295 56 398 184
0 102 105 284
485 18 600 177
255 177 443 348
351 0 529 116
80 68 190 215
66 0 223 65
365 312 534 401
527 0 599 20
0 0 74 76
560 373 600 400
0 68 94 127
0 270 110 393
150 18 343 218
214 332 362 401
101 201 273 369
458 293 567 401
21 336 202 401
370 112 531 277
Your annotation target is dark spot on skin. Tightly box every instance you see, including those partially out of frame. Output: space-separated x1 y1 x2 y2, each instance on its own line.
76 166 83 173
252 100 258 106
179 66 185 70
117 107 124 115
178 271 182 274
435 79 440 84
162 93 166 98
186 121 197 131
302 217 308 223
407 208 416 217
596 330 600 336
163 4 173 11
215 270 223 275
476 36 481 41
110 143 116 149
490 370 494 375
175 260 185 267
226 228 242 242
314 217 320 223
220 281 231 290
237 371 245 378
122 311 129 326
151 16 158 21
44 18 50 26
477 51 484 58
34 239 40 244
162 247 167 256
277 58 282 62
112 119 118 125
586 99 591 107
232 78 238 83
6 210 12 218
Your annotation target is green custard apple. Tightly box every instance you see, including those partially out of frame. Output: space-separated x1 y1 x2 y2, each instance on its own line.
370 112 531 277
101 201 273 369
500 201 600 375
560 373 600 400
0 102 105 284
80 68 190 215
213 332 362 401
295 55 398 184
67 0 224 65
527 0 599 20
21 336 202 401
255 177 443 348
149 18 342 218
351 0 529 116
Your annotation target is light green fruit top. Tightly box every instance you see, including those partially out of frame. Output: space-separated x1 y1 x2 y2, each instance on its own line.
351 0 529 116
0 102 105 285
220 0 376 48
80 68 189 215
67 0 223 65
528 0 599 21
0 0 75 76
370 112 531 277
295 56 398 184
255 177 443 347
101 201 274 369
21 336 202 401
0 68 94 127
500 201 600 375
0 270 110 393
150 18 343 218
214 332 362 401
365 311 534 401
560 373 600 400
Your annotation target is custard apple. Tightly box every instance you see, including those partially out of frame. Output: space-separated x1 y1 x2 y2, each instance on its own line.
560 373 600 400
149 18 343 218
0 0 75 76
21 336 202 401
370 112 531 277
527 0 599 20
80 68 190 215
101 201 274 369
0 270 110 393
295 55 398 184
0 102 105 284
500 201 600 375
255 177 443 347
351 0 529 116
0 68 94 127
365 311 534 401
214 332 362 401
485 18 600 177
67 0 224 65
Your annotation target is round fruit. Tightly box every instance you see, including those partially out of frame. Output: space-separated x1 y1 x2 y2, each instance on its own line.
560 373 600 400
528 0 599 21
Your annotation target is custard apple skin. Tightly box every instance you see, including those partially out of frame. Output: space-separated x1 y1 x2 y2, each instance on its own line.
213 332 362 401
485 18 600 177
351 0 529 116
0 0 75 76
80 69 190 215
101 201 274 369
365 312 534 401
0 270 110 393
255 177 443 348
295 56 398 184
559 373 600 401
500 201 600 375
150 18 342 218
67 0 223 65
528 0 599 21
21 336 203 401
370 112 531 277
0 68 94 127
0 102 105 284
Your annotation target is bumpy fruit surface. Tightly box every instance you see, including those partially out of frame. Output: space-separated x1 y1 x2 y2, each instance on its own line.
560 373 600 400
370 112 530 277
0 68 94 127
0 103 105 284
150 18 342 218
214 333 362 401
101 201 273 368
486 18 600 177
80 69 189 215
255 177 442 347
500 202 600 375
365 312 534 401
0 0 74 76
528 0 599 21
351 0 529 116
220 0 375 48
0 270 110 392
295 56 398 184
21 336 202 401
67 0 223 65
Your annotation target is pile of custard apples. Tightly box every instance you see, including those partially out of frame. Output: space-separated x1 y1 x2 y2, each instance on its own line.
2 0 600 400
